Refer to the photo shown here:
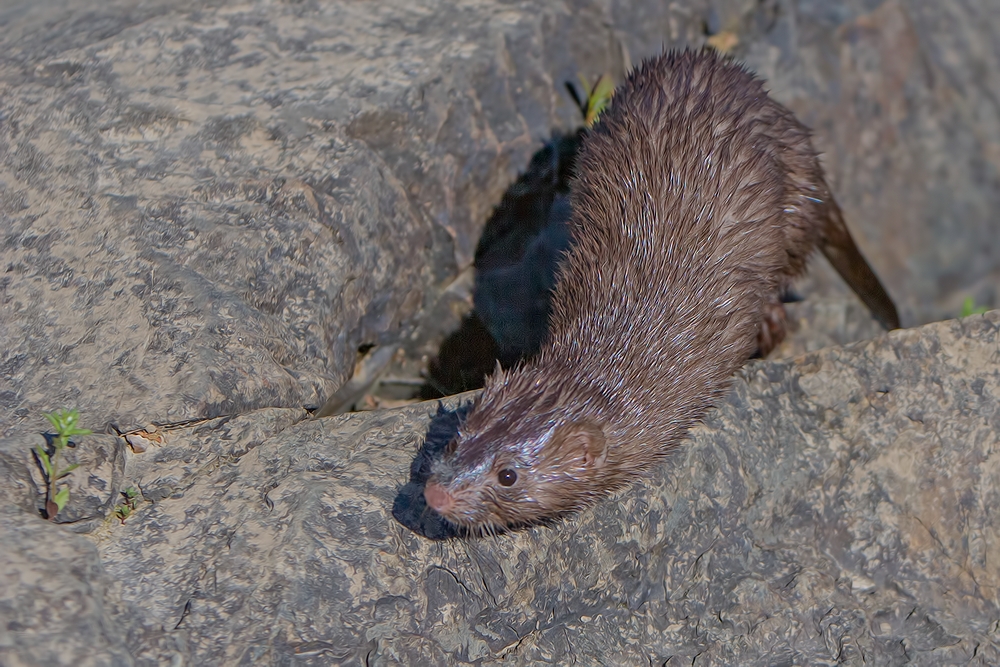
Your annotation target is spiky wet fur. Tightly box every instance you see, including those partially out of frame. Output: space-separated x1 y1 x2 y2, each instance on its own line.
427 48 895 532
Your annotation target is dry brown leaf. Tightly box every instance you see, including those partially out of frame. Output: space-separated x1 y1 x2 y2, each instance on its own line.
707 30 739 54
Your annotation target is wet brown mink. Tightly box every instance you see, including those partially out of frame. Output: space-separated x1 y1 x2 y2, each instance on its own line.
423 48 899 532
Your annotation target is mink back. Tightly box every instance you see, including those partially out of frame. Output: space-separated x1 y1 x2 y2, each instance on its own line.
474 50 828 470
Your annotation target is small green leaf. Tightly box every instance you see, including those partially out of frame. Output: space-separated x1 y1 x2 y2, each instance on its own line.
579 73 615 127
114 505 132 524
960 296 989 318
53 487 70 512
42 409 90 451
45 409 85 434
36 446 53 478
57 463 80 479
44 412 60 430
588 76 614 121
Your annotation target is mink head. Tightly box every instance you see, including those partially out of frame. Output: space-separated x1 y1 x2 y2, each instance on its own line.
424 364 624 532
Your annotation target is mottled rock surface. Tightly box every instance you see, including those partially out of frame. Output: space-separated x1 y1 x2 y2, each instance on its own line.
2 0 1000 665
0 0 641 436
3 312 998 666
0 507 131 667
1 0 999 434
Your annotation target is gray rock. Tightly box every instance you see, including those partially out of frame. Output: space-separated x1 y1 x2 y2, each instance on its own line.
0 509 133 667
2 0 1000 665
4 312 998 665
2 0 998 437
0 0 641 437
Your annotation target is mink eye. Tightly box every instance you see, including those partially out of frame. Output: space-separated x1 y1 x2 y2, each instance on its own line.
497 468 518 486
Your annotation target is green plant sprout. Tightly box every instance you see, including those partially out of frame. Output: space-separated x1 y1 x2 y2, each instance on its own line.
37 409 91 520
114 487 140 524
960 297 990 318
579 73 615 127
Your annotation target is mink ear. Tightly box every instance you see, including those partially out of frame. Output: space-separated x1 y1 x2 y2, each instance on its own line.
556 420 608 468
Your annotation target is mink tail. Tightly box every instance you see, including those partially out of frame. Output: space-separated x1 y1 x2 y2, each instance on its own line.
819 198 901 330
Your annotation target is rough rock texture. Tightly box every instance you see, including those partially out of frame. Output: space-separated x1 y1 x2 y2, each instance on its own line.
0 0 642 436
2 312 998 666
2 0 1000 665
0 508 132 667
2 0 999 435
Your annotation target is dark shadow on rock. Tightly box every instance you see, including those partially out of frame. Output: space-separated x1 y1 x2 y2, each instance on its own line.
419 313 501 400
392 402 472 540
421 130 582 398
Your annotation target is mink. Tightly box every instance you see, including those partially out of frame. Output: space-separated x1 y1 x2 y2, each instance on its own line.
423 48 899 532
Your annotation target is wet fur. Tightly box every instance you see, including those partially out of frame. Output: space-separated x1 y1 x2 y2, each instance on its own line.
426 49 898 531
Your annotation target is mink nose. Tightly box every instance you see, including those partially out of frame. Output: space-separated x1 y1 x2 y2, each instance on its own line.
424 480 454 515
